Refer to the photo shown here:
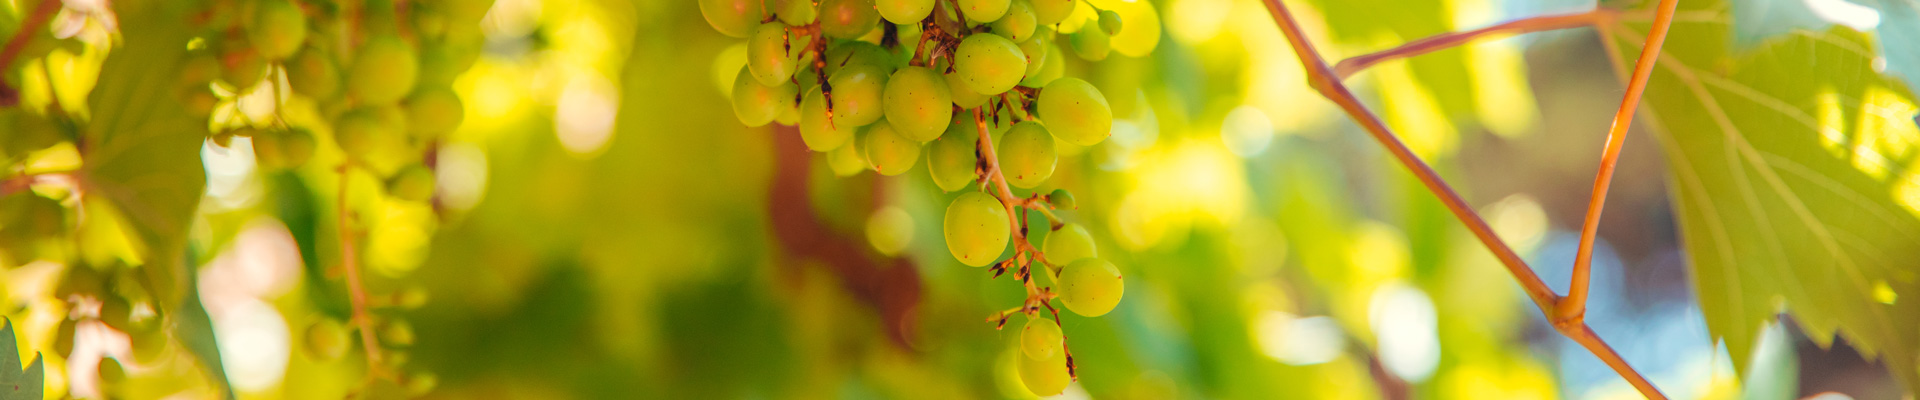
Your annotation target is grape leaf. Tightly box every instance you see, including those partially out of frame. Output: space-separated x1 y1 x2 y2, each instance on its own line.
0 318 43 400
1608 0 1920 387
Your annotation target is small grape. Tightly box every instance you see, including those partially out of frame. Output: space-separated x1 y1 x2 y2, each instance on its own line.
863 121 922 175
97 357 126 385
387 164 437 202
827 131 869 176
1098 9 1124 35
252 129 287 169
945 71 990 108
775 100 803 125
997 121 1055 188
879 0 934 24
246 0 307 60
179 52 223 85
1036 78 1111 146
778 0 818 25
1042 223 1095 265
348 35 420 105
824 41 897 77
1047 188 1075 209
1029 0 1073 25
882 66 952 141
926 123 980 192
405 371 439 396
698 0 763 38
286 49 341 99
732 66 797 127
992 0 1037 42
748 22 801 86
866 206 915 256
381 319 416 346
406 87 465 138
1020 45 1064 87
820 0 881 39
954 33 1026 95
1059 258 1123 317
334 107 414 175
305 319 350 361
799 87 860 151
1020 317 1062 360
281 128 317 168
828 63 889 127
129 329 170 364
1017 342 1070 396
417 29 485 87
960 0 1011 23
944 192 1010 267
1070 25 1111 61
1016 32 1049 83
221 47 267 88
100 296 131 331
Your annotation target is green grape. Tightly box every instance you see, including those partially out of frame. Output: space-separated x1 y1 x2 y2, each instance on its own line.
287 49 341 99
882 66 952 141
247 0 307 60
828 63 888 127
55 319 76 358
334 107 414 175
824 41 896 77
179 52 222 85
100 296 131 331
1017 342 1070 396
1042 223 1095 265
1059 258 1123 317
412 5 450 38
182 88 219 118
1047 188 1075 209
1098 9 1123 35
698 0 762 38
382 319 416 346
1036 78 1111 146
732 66 797 127
128 329 170 363
406 371 439 396
774 99 802 125
417 29 485 87
820 0 880 39
252 129 287 169
97 357 126 385
879 0 934 24
863 121 922 175
349 35 420 105
221 47 267 88
748 22 801 86
387 164 437 202
866 206 915 256
926 122 979 192
1020 45 1063 87
997 121 1055 188
944 191 1010 266
945 71 990 108
1030 0 1072 25
1016 31 1049 81
992 0 1037 42
891 22 923 65
827 131 869 176
1020 317 1062 360
305 319 350 361
406 87 465 138
1070 25 1111 61
954 33 1026 95
778 0 817 25
799 87 859 151
282 128 317 168
959 0 1011 23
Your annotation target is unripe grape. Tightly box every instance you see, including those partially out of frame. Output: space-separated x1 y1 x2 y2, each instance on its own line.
960 0 1011 23
927 123 980 192
282 128 317 168
349 35 420 105
182 88 219 118
1059 258 1123 316
954 33 1026 95
247 0 307 60
388 164 437 202
698 0 763 38
252 128 287 169
866 206 915 256
828 131 869 176
179 52 223 86
100 296 132 331
748 22 802 86
879 0 934 24
417 29 484 87
775 100 803 125
799 88 859 151
945 71 990 108
732 66 797 127
97 357 126 385
828 64 889 127
129 329 170 364
863 121 922 175
1047 188 1075 209
883 67 952 141
287 49 341 99
406 87 465 138
1017 29 1050 76
1042 223 1095 265
1070 25 1111 61
945 192 1010 266
1037 78 1111 146
824 41 897 77
55 320 76 358
1020 317 1062 360
1098 9 1124 35
381 319 416 346
820 0 881 39
1020 45 1063 87
405 371 439 396
1017 343 1070 396
992 0 1037 42
997 121 1055 188
221 47 267 88
305 319 350 361
1030 0 1072 25
778 0 818 25
334 107 414 175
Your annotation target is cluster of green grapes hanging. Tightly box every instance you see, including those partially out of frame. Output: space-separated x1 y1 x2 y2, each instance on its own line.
701 0 1135 395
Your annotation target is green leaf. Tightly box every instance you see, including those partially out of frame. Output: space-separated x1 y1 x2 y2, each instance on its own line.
0 318 43 400
1729 0 1831 49
1608 0 1920 388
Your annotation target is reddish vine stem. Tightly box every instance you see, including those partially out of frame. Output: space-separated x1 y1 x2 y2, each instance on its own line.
1561 0 1680 324
972 108 1075 379
0 0 61 107
1331 10 1615 79
335 165 386 379
1256 0 1666 397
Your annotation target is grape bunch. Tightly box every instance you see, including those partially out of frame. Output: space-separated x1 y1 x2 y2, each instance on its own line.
701 0 1139 395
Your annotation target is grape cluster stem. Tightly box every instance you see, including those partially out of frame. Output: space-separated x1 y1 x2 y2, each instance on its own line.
335 164 389 381
969 108 1078 380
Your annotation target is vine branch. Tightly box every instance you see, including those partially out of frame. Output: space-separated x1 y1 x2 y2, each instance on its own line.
1256 0 1668 397
1331 10 1615 79
335 165 386 379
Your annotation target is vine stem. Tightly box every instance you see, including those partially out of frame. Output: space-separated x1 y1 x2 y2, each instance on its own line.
0 0 61 107
972 108 1075 379
1331 10 1615 79
336 165 386 379
1255 0 1667 398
